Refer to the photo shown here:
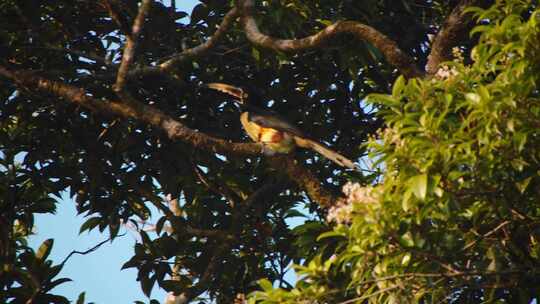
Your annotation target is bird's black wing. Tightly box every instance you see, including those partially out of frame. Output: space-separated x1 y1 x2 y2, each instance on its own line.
247 111 306 138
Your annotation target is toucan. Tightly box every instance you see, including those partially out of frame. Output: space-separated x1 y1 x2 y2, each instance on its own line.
204 83 356 169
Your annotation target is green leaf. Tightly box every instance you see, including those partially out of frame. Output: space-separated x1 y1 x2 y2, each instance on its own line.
285 208 306 219
190 3 208 25
76 292 85 304
160 278 191 292
317 230 346 241
155 216 167 235
515 176 533 193
316 19 333 26
36 238 54 261
109 222 120 240
401 253 412 266
401 189 413 211
399 232 415 248
48 265 63 278
409 174 428 201
121 256 139 270
367 93 399 106
258 278 273 291
79 217 101 234
251 47 261 62
465 93 480 104
31 198 56 214
140 276 156 297
392 75 406 98
36 294 70 304
46 278 72 292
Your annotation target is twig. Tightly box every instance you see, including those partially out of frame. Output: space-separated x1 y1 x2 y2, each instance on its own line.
191 161 239 208
129 7 240 79
59 233 126 267
463 220 511 250
238 0 423 78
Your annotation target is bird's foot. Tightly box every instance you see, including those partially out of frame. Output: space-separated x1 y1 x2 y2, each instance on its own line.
261 145 276 156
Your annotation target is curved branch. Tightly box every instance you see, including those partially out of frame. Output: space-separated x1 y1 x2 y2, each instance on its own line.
0 65 260 155
59 233 126 267
129 7 240 79
239 0 423 78
426 0 490 74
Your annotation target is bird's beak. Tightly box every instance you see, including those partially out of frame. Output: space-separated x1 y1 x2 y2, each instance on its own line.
203 83 247 103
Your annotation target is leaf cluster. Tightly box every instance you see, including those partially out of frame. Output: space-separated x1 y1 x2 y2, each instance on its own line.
251 1 540 303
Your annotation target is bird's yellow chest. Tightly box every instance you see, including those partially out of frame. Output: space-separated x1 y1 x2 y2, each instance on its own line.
240 112 295 153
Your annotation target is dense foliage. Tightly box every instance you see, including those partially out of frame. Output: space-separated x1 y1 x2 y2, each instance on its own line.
1 0 538 303
253 2 540 303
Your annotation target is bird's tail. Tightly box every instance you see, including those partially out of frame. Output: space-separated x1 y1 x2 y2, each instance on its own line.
294 137 357 169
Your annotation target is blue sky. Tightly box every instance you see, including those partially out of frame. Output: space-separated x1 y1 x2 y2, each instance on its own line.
28 1 199 303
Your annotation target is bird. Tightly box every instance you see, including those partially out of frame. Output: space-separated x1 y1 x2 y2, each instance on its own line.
203 82 357 169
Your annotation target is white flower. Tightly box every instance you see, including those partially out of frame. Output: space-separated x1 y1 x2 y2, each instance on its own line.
326 183 381 224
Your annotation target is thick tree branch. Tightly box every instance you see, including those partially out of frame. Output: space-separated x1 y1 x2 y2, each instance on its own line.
269 156 338 208
239 0 423 78
129 7 240 79
0 65 339 208
0 65 260 155
115 0 153 94
426 0 489 74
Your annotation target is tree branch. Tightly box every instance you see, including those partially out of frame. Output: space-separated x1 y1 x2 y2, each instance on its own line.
0 65 261 155
269 156 338 208
115 0 153 94
0 65 340 208
238 0 423 78
129 7 240 79
426 0 489 74
463 220 511 251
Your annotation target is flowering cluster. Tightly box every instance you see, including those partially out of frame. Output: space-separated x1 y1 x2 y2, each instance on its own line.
452 46 465 62
326 182 380 224
234 293 246 304
434 64 459 79
379 127 404 148
342 182 380 205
